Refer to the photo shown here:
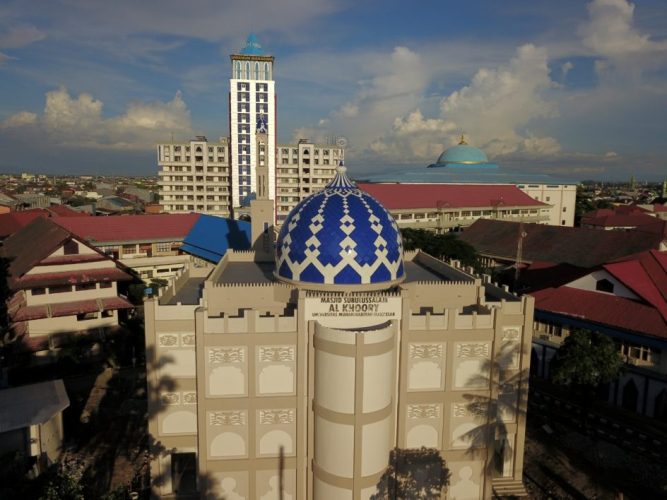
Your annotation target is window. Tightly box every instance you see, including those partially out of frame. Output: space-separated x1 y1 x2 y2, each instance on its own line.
101 310 114 318
595 278 614 293
76 283 96 291
63 240 79 255
156 242 172 253
99 282 112 289
546 196 551 202
77 312 98 321
50 285 72 294
31 287 46 296
562 207 567 212
171 452 197 493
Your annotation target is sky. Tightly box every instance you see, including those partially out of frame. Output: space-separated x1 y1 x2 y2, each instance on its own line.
0 0 666 180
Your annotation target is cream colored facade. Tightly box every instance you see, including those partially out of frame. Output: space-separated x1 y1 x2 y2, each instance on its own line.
145 252 533 499
516 183 576 227
157 137 232 217
276 142 344 223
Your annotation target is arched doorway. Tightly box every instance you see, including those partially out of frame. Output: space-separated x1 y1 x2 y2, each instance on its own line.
530 348 540 377
621 379 639 412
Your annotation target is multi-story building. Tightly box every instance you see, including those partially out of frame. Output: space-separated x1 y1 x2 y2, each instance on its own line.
2 217 134 355
157 137 232 217
229 34 276 210
530 249 667 420
275 140 343 223
359 182 551 233
54 214 201 282
365 138 577 228
144 166 533 499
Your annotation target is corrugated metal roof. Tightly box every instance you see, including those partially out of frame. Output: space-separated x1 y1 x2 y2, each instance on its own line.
181 215 251 263
0 380 69 433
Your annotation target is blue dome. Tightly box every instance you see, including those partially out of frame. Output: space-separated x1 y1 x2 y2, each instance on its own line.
276 165 405 288
436 144 488 165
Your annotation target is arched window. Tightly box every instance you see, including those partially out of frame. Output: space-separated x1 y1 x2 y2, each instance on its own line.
245 62 250 79
621 379 639 412
235 61 241 78
264 62 269 79
254 62 259 80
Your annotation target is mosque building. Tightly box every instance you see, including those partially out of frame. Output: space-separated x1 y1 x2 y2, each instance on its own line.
144 163 534 499
361 136 577 229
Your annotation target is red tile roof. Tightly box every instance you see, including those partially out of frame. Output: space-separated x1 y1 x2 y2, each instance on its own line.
14 267 133 289
459 219 662 268
50 297 133 317
356 183 546 210
532 286 667 339
54 213 201 244
0 209 49 238
604 250 667 322
46 205 90 217
38 254 108 266
582 212 658 228
13 297 133 321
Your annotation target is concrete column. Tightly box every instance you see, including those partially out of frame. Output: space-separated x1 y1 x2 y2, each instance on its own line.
312 320 397 500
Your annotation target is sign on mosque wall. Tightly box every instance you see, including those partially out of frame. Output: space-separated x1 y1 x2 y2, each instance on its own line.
305 294 402 323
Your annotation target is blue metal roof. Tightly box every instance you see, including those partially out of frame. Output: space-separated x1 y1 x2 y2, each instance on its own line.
181 215 251 263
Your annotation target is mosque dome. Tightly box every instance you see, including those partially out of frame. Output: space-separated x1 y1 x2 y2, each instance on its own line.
428 136 497 169
275 164 405 289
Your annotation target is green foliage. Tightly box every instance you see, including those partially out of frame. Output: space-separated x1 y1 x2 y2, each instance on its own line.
401 228 479 269
39 471 85 500
371 447 450 500
551 329 623 389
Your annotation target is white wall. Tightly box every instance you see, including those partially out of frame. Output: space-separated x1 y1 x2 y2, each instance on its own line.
518 184 576 227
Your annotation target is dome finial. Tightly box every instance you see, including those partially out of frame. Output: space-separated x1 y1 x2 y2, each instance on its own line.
459 134 468 145
337 159 347 174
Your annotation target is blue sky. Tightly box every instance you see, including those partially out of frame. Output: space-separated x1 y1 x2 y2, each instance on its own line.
0 0 666 180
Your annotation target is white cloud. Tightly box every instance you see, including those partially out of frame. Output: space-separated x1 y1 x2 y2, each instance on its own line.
2 87 192 149
1 111 37 128
560 61 574 79
367 44 561 163
0 25 45 49
579 0 667 75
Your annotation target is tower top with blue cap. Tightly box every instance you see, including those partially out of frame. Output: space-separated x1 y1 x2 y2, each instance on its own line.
239 33 265 56
275 162 405 290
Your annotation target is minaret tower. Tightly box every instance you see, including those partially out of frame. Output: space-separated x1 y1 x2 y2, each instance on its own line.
229 34 276 211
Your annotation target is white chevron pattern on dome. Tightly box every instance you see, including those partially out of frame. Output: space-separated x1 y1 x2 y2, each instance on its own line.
275 164 405 287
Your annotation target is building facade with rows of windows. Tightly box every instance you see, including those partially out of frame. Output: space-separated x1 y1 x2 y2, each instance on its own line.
157 137 232 216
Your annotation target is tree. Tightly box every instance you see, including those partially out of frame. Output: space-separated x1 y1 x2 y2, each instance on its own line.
371 447 450 500
551 329 623 391
401 228 479 270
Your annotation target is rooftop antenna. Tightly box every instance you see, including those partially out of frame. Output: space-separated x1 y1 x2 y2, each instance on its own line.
336 136 348 163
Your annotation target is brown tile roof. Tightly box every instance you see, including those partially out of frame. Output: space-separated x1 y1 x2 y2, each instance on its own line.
459 219 662 268
0 217 72 288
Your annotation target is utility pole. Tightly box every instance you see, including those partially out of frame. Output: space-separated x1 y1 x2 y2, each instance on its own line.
514 222 527 285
